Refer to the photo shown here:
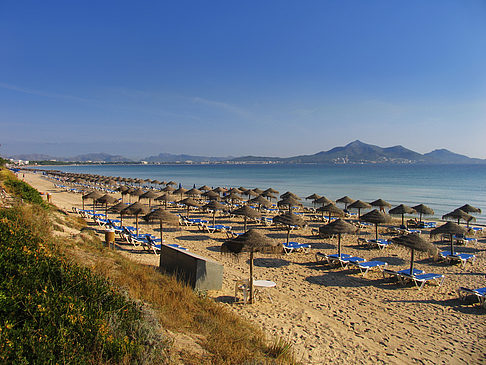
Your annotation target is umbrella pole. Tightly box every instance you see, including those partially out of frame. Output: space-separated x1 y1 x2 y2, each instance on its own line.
450 234 454 256
249 251 254 304
136 215 139 235
401 214 404 227
120 213 123 227
410 248 415 275
160 220 163 243
213 211 216 226
82 198 85 211
375 224 378 241
244 216 247 232
338 233 341 257
287 228 290 244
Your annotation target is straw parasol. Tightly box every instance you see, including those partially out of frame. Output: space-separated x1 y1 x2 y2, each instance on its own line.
143 208 179 243
371 199 392 213
360 209 392 241
319 218 358 257
316 203 345 222
249 195 273 211
174 187 188 201
314 196 335 207
121 202 150 235
280 191 300 200
430 221 467 256
273 212 306 244
231 205 262 231
162 185 176 193
199 185 212 191
264 188 279 195
96 194 118 217
82 191 103 214
179 197 201 217
336 196 355 210
155 193 174 208
392 233 438 275
203 200 227 225
442 209 475 227
203 190 221 201
277 196 303 212
252 188 264 195
131 188 145 201
224 192 243 205
412 204 434 223
167 181 177 186
139 190 159 208
306 193 321 201
245 189 258 201
348 200 372 219
389 204 416 227
109 201 128 226
458 204 481 214
221 229 282 304
185 188 202 197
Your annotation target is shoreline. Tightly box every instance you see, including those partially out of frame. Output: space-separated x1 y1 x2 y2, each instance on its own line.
21 170 486 364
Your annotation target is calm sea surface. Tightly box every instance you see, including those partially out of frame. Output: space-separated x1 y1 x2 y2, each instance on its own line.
40 164 486 224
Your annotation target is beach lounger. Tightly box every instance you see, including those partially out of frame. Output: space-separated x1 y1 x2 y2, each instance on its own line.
336 256 366 268
439 251 476 269
383 268 425 281
458 287 486 308
282 241 310 254
398 272 445 290
454 234 477 246
352 260 388 277
366 239 392 250
315 252 351 264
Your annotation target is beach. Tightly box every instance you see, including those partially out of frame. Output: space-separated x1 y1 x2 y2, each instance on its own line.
24 171 486 364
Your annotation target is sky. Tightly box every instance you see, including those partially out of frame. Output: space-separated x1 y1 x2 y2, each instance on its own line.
1 1 486 159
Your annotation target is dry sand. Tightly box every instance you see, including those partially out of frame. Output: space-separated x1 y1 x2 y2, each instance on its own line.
23 171 486 364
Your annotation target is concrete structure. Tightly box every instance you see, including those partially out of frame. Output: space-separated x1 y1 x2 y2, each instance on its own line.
159 245 223 291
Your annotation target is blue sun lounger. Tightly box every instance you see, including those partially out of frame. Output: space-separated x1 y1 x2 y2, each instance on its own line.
282 241 311 254
352 260 388 277
383 268 425 281
458 287 486 308
398 272 445 290
440 251 476 269
315 252 351 264
366 239 392 250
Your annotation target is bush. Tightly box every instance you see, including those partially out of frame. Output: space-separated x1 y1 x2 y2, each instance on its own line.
0 170 47 208
0 207 168 363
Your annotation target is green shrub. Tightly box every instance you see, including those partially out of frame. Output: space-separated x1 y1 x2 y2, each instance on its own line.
0 208 168 363
0 170 47 208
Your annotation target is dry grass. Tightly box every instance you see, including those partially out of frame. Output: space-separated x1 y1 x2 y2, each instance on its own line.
53 212 296 364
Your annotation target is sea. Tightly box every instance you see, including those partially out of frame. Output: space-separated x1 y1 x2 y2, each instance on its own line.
37 163 486 225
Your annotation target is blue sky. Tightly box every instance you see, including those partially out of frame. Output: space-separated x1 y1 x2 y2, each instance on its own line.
1 1 486 159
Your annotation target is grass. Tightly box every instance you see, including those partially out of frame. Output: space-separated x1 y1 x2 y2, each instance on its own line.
0 169 297 364
0 169 48 208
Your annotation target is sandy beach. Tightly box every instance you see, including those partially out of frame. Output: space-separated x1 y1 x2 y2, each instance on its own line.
23 171 486 364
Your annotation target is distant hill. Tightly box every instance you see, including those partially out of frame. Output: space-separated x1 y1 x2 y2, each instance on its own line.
144 153 230 163
9 141 486 164
231 140 486 164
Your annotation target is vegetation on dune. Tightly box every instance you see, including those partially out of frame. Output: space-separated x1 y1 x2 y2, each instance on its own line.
0 169 48 208
0 169 296 364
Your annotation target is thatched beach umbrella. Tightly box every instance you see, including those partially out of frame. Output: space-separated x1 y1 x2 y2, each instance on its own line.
221 229 282 304
203 190 221 201
389 204 416 227
162 185 176 193
213 187 227 196
155 193 173 209
140 190 159 208
316 203 345 222
224 192 243 206
174 187 188 201
280 191 300 200
185 188 202 198
249 195 273 211
264 188 279 195
273 212 306 244
314 196 335 207
360 209 392 241
348 200 372 219
231 205 262 231
336 196 355 210
121 202 150 235
442 209 475 227
96 194 118 217
371 199 392 213
412 204 434 223
109 201 127 226
203 200 227 225
277 196 303 213
245 189 258 201
143 208 179 243
199 185 212 191
392 233 438 275
252 188 264 195
82 191 103 215
319 218 358 257
167 181 177 186
306 193 321 201
180 197 201 217
458 204 481 214
430 221 467 256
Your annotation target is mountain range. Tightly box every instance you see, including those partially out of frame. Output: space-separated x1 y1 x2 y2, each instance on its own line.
8 140 486 165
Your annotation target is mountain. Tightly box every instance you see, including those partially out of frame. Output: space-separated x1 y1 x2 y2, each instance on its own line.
423 149 485 164
69 153 133 163
231 140 486 164
143 153 230 163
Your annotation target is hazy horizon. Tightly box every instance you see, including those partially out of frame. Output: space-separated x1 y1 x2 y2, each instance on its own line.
2 1 486 158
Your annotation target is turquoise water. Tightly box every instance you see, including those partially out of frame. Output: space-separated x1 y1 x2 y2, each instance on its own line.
41 164 486 224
